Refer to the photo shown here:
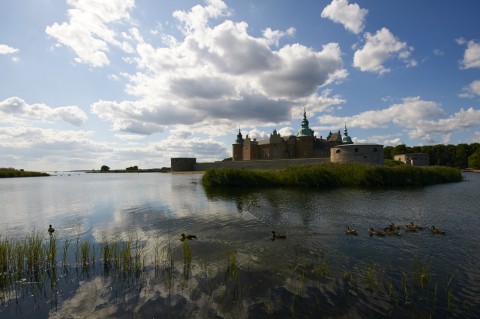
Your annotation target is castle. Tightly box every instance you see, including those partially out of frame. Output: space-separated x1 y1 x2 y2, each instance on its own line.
232 110 353 161
171 112 383 171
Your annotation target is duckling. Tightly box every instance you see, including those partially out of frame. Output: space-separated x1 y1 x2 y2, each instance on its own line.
384 228 401 236
410 222 423 230
368 228 385 237
270 231 286 240
180 233 197 241
404 224 417 232
48 225 55 234
345 226 358 235
384 223 400 232
431 226 445 235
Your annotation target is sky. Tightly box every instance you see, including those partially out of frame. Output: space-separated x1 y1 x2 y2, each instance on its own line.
1 0 480 171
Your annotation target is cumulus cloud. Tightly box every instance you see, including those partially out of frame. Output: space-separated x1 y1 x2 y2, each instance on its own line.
45 0 135 67
459 80 480 98
0 44 19 55
93 1 347 136
458 40 480 69
353 27 416 74
317 97 480 143
321 0 368 34
0 97 87 126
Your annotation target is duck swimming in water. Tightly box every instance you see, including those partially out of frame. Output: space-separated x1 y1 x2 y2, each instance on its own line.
431 226 445 235
368 228 385 237
409 222 423 230
48 225 55 234
345 226 358 235
404 224 417 232
271 231 286 240
180 233 197 241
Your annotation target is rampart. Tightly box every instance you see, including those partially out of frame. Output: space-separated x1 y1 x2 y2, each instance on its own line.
171 158 330 172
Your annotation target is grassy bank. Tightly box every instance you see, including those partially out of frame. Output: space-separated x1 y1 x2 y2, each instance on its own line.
0 168 49 178
201 163 463 188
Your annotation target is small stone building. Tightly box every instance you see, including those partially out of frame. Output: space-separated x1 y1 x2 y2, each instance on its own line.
394 153 429 166
330 144 384 165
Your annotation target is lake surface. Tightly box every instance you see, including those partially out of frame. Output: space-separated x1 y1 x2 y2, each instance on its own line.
0 172 479 318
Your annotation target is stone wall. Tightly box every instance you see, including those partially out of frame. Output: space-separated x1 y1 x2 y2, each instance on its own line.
193 158 330 171
171 158 196 171
330 144 384 165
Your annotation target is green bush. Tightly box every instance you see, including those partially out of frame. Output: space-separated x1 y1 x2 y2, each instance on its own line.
0 168 49 178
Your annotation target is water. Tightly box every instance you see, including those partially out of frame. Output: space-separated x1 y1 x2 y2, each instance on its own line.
0 172 479 318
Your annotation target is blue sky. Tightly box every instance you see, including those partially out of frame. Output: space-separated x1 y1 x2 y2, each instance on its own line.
1 0 480 171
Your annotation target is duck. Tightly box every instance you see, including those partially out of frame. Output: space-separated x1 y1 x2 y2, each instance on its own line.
270 231 287 240
180 233 197 241
48 225 55 234
431 226 445 235
384 223 400 232
368 228 385 237
409 222 423 230
385 229 401 236
345 226 358 235
404 224 417 232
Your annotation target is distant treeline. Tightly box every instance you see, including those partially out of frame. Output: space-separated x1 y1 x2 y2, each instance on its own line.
384 143 480 169
201 163 463 188
0 168 49 178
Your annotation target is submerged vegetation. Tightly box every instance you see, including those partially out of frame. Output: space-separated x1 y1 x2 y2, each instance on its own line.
0 168 49 178
201 163 463 188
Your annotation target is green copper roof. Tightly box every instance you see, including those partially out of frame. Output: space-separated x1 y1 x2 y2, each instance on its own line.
235 129 244 144
342 123 353 144
297 110 314 137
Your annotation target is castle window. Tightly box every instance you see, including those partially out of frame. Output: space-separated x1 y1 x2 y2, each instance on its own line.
336 149 341 153
355 148 359 152
373 148 378 152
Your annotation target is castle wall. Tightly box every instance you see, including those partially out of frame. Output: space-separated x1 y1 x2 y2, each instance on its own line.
394 153 429 166
232 144 243 161
296 136 314 158
171 158 197 171
194 158 330 171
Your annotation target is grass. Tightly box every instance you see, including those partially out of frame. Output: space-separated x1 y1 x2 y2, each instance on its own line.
0 167 49 178
0 232 471 318
201 163 463 188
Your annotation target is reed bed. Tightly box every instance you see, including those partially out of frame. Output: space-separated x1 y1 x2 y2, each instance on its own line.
201 163 463 188
0 232 473 318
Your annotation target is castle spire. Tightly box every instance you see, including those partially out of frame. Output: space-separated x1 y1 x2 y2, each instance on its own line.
297 108 314 137
235 127 244 144
342 122 353 144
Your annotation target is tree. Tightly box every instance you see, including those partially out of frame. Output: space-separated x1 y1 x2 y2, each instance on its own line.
101 165 110 171
468 150 480 169
383 146 394 160
126 165 139 171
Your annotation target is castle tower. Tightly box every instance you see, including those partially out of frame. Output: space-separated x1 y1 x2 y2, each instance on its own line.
342 122 353 144
296 109 315 157
232 129 244 161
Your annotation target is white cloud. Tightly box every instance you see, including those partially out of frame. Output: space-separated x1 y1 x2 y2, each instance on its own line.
0 44 19 55
459 80 480 98
45 0 135 67
317 97 480 144
93 1 347 136
459 40 480 69
321 0 368 34
353 28 416 74
0 97 87 126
